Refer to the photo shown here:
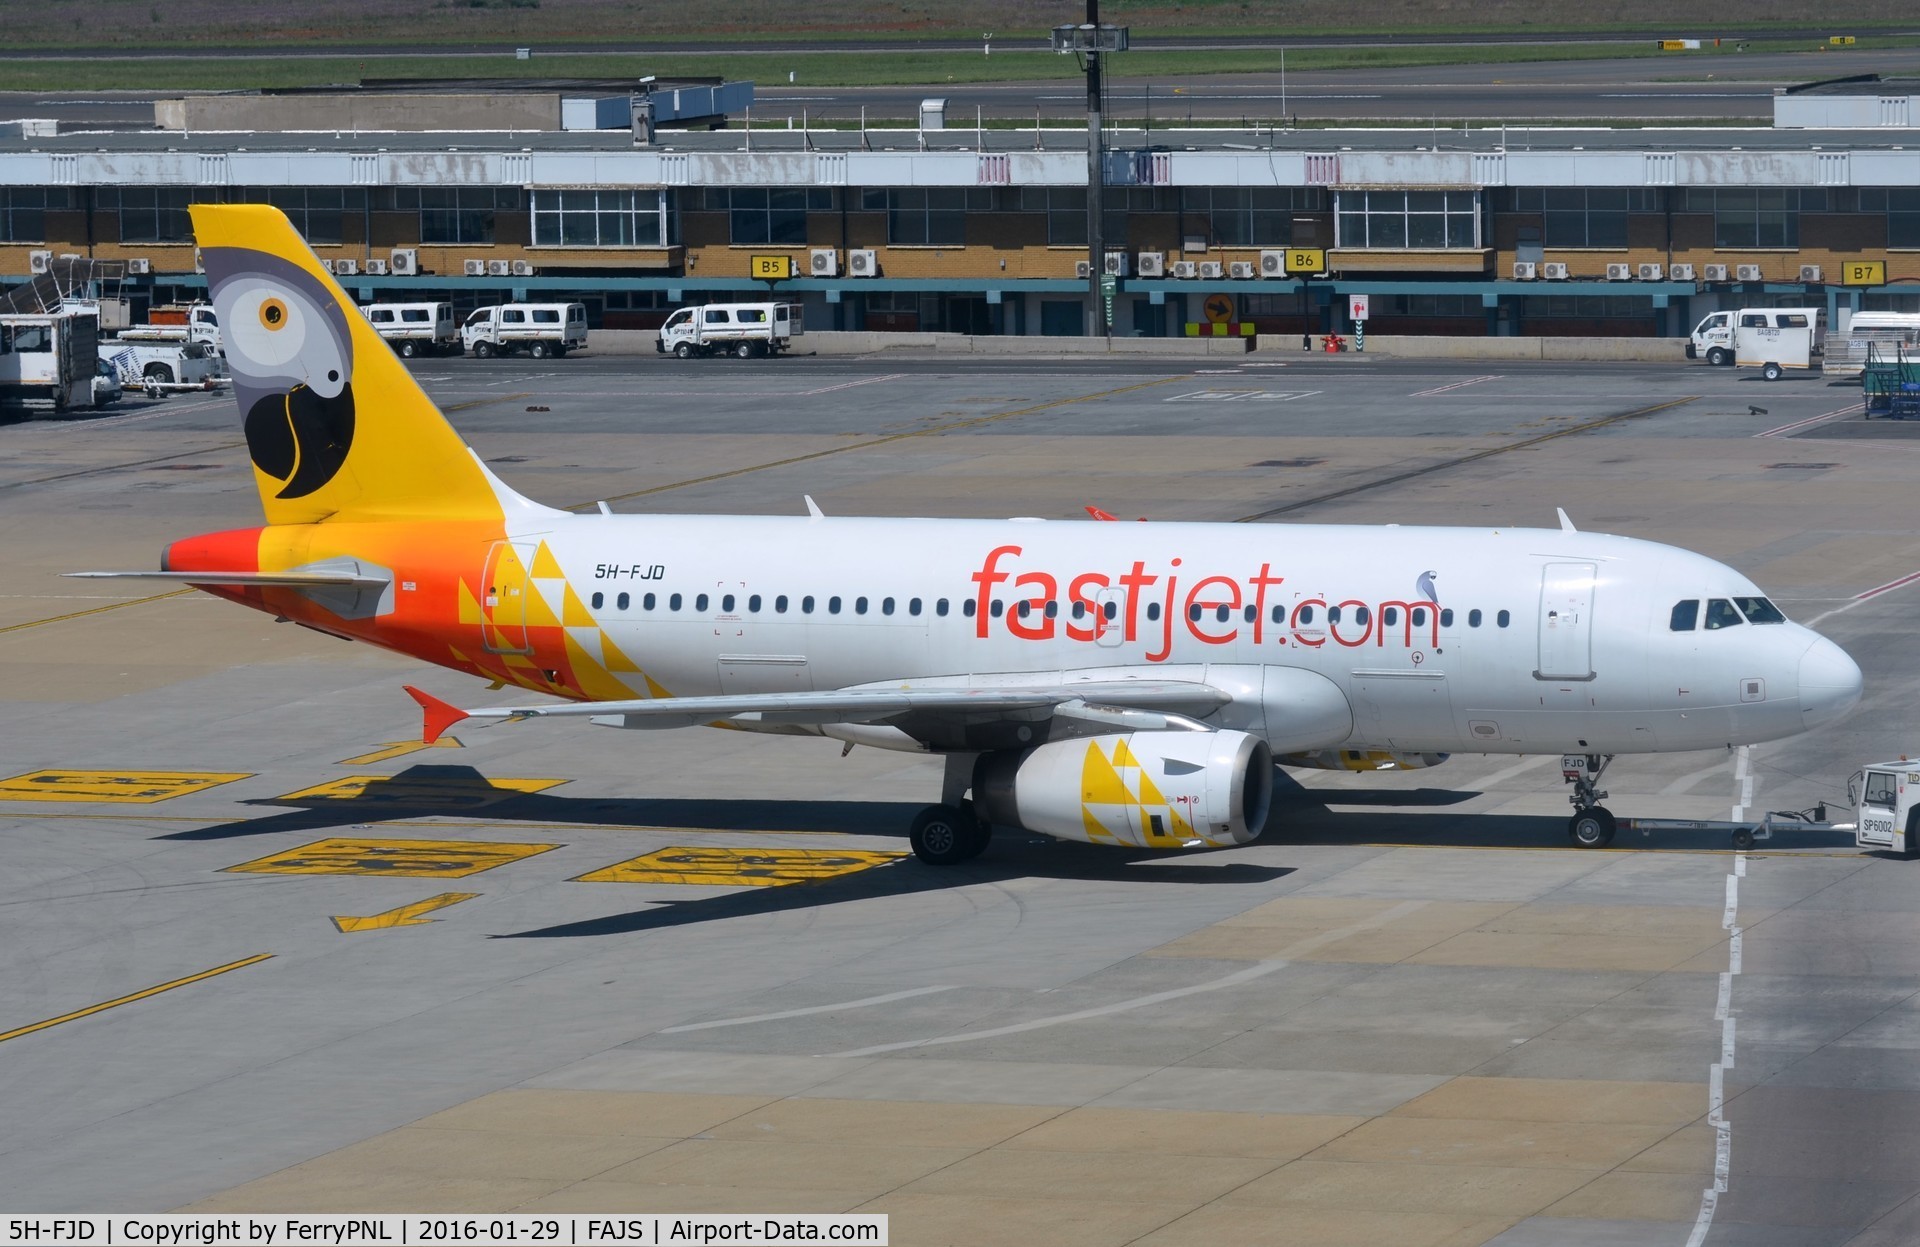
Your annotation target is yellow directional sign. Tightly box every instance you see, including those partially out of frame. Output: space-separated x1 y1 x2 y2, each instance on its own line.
0 769 251 804
1285 248 1327 274
750 254 795 280
227 837 558 878
336 738 462 766
1203 293 1235 324
276 774 564 809
1843 260 1887 286
578 846 905 887
332 892 479 933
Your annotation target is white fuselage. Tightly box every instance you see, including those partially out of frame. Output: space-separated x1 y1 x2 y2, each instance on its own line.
485 515 1857 757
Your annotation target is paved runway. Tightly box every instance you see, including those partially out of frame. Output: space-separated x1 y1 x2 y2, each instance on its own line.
1 350 1916 1244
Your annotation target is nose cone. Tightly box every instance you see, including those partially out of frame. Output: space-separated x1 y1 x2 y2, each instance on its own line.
1799 636 1864 729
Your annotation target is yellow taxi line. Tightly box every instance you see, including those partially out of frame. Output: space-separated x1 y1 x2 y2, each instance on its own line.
0 954 273 1046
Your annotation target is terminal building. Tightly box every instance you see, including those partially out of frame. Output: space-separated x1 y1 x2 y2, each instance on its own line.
4 75 1920 339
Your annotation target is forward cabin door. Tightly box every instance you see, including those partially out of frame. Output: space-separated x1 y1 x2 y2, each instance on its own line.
480 541 535 654
1536 562 1596 681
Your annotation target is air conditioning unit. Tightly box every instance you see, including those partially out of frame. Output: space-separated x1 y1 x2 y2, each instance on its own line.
334 258 358 276
1703 264 1729 282
1736 264 1762 282
486 260 512 277
1543 262 1570 280
1227 261 1254 280
390 249 418 276
463 259 487 277
1799 264 1823 283
1669 263 1695 281
1512 261 1538 280
1259 249 1287 277
1135 251 1164 278
126 258 151 276
510 260 535 277
1637 263 1663 281
1606 263 1633 281
1170 260 1197 279
1202 261 1228 279
849 249 878 277
28 250 52 275
364 258 389 276
809 248 838 277
1075 260 1092 279
1103 251 1129 277
318 259 336 274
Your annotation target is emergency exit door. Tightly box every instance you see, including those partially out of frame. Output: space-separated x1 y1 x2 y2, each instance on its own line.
1536 562 1596 681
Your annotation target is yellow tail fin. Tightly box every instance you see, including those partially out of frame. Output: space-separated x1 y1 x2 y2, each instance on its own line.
191 204 503 525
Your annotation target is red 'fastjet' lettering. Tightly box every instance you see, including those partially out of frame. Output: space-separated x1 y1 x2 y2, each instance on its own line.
967 547 1439 661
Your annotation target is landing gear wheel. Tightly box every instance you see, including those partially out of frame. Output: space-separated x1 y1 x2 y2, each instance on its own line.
1706 347 1730 367
1762 362 1783 382
473 341 495 359
399 340 419 358
734 341 755 359
674 341 693 359
1568 807 1617 849
910 804 985 865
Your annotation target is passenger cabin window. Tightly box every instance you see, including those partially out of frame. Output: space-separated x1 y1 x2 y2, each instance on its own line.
909 598 922 616
501 309 526 324
1778 314 1809 329
704 309 731 324
1468 609 1482 627
1298 606 1316 624
747 595 761 612
1496 610 1510 628
882 597 896 616
1146 603 1161 622
532 309 560 324
721 594 735 612
370 309 393 323
1740 313 1769 328
1734 596 1786 624
669 593 683 610
802 595 815 613
616 592 629 610
590 591 604 609
1705 599 1743 630
962 600 976 617
402 309 430 322
695 593 710 612
775 595 788 613
934 599 946 616
1670 600 1699 632
739 309 767 323
643 593 655 610
855 597 869 615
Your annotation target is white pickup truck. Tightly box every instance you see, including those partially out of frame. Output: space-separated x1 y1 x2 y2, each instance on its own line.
363 302 461 357
117 303 222 354
99 339 221 388
658 302 802 359
460 303 588 358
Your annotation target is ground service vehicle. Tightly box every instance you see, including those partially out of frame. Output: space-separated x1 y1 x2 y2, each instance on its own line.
363 302 460 357
1854 762 1920 856
658 302 802 358
460 303 587 358
0 310 99 413
118 303 221 353
99 339 220 387
1688 311 1736 365
91 358 122 407
81 206 1866 867
1734 307 1825 381
1827 311 1920 381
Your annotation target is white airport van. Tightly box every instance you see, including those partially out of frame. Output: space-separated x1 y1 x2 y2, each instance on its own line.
1827 310 1920 380
362 302 460 357
460 303 588 358
658 302 802 358
1733 307 1825 381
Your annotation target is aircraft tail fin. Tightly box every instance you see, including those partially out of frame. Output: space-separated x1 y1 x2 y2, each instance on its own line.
191 204 521 526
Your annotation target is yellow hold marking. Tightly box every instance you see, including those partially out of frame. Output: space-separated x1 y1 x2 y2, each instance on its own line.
579 846 904 887
0 769 251 804
275 774 564 809
227 837 558 878
336 738 461 766
331 891 479 933
0 955 273 1046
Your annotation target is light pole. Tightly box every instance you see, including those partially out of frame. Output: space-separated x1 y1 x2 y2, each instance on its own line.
1053 8 1128 338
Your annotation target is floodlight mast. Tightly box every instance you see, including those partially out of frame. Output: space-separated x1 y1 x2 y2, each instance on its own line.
1053 6 1127 339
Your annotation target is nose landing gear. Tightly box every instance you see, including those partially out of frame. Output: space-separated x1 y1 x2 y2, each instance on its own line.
1563 754 1616 848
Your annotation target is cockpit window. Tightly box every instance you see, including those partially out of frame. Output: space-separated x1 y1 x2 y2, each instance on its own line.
1669 600 1699 632
1863 771 1897 807
1733 596 1786 624
1704 598 1744 630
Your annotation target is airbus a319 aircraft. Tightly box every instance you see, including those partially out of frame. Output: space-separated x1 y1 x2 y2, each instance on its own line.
80 206 1864 863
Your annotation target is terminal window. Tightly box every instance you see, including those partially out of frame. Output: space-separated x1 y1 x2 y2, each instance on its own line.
705 188 832 246
99 187 195 244
1858 189 1920 248
1677 188 1818 249
860 188 974 247
531 189 671 248
223 187 360 246
1507 188 1659 249
1335 190 1480 250
0 187 74 243
378 188 522 245
1180 187 1322 248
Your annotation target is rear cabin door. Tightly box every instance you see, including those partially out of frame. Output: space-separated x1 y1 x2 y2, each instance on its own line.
1536 562 1596 681
480 541 535 654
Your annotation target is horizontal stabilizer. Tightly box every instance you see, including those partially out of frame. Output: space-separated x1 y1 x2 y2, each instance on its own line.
404 685 472 745
66 570 391 589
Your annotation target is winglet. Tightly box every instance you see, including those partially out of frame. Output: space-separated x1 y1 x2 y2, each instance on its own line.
1086 505 1118 521
804 495 825 519
404 685 469 745
1556 507 1577 533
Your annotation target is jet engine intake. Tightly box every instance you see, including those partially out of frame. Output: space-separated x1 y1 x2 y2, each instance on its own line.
975 730 1272 849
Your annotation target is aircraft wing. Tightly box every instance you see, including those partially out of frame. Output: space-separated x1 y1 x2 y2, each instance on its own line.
67 570 391 589
406 680 1230 745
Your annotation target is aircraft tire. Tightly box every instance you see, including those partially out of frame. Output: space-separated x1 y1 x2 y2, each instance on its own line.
1568 807 1616 849
911 804 984 865
1707 347 1730 366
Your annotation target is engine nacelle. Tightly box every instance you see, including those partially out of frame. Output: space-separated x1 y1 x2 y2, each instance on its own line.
1278 748 1450 772
975 730 1272 850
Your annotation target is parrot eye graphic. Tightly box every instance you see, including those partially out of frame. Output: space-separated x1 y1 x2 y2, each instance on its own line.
259 298 288 329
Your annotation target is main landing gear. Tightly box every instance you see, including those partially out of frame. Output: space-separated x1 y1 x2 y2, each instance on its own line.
908 755 994 865
1563 754 1617 848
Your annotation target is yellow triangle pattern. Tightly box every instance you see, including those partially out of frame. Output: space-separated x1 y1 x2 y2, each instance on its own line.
530 541 565 579
457 580 483 626
1078 738 1199 848
561 584 595 628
